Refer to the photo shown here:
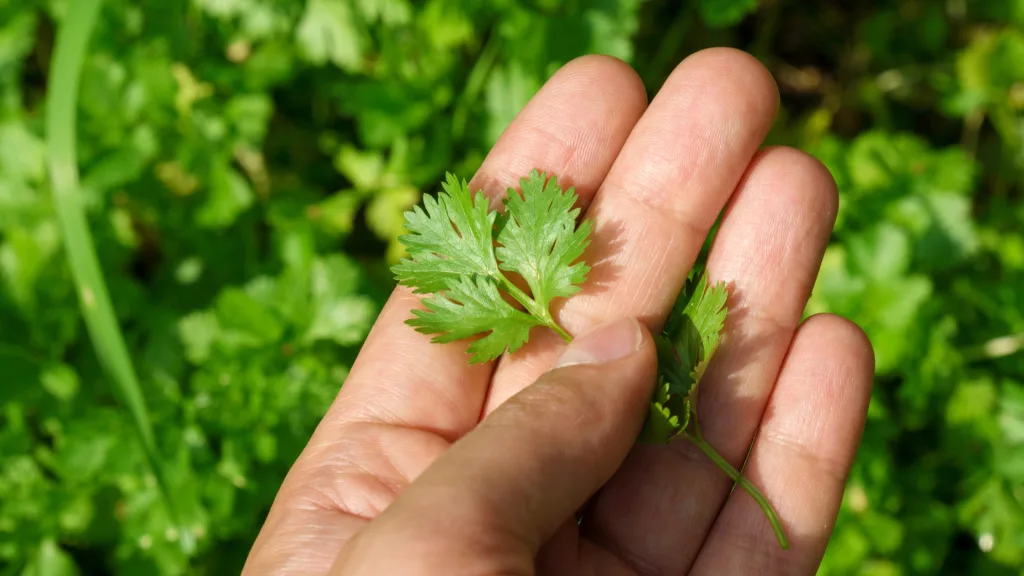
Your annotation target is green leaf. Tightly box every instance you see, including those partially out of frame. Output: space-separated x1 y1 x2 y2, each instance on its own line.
22 539 79 576
392 173 501 294
311 254 361 297
1001 383 1024 445
214 288 283 346
946 377 998 426
0 10 38 72
393 171 596 359
654 333 692 397
225 93 273 145
178 311 220 364
334 144 385 189
303 255 376 346
304 296 377 346
55 418 119 484
495 170 592 310
848 224 912 280
912 192 980 269
664 271 729 384
408 274 541 364
193 0 252 19
640 271 728 443
312 191 363 237
0 122 47 183
81 126 158 194
296 0 367 71
697 0 758 28
366 185 420 242
355 0 412 25
0 224 61 313
485 63 541 144
638 399 682 444
197 162 254 229
41 363 80 402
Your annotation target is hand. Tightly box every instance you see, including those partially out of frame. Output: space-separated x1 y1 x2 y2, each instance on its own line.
244 48 875 575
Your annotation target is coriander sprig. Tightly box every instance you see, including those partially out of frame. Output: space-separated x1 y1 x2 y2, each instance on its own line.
392 171 588 359
392 170 789 549
641 271 790 549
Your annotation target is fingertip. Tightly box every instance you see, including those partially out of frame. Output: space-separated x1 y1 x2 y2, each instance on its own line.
671 47 779 119
799 313 875 378
472 52 647 211
558 53 649 109
747 146 840 221
707 47 779 100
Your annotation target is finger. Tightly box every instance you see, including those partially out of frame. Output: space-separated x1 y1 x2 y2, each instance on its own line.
484 47 779 411
580 147 840 573
690 314 874 575
331 54 647 439
244 56 648 574
330 318 658 575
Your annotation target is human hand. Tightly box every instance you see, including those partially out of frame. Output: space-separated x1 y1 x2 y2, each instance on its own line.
244 48 875 575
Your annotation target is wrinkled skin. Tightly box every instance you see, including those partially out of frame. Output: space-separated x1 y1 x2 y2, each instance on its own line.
244 48 875 575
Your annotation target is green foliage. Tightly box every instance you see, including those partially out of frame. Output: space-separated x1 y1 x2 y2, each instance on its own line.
1 0 1023 573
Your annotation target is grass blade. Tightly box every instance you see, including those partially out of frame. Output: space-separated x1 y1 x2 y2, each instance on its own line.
45 0 191 551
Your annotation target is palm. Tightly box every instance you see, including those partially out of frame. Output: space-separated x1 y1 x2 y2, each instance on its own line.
246 49 873 575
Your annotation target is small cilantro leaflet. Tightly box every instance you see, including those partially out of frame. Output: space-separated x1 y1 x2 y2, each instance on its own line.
394 170 789 549
640 270 729 443
669 270 729 387
496 172 592 310
392 173 500 294
407 275 541 364
392 170 590 363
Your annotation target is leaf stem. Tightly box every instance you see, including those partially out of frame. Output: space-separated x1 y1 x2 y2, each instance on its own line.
47 0 193 553
550 322 573 342
495 273 572 342
684 427 790 550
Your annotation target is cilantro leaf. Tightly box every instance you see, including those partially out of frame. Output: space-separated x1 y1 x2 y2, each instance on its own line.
639 270 729 443
638 380 688 443
392 173 501 294
496 170 592 309
407 275 541 364
641 400 682 444
664 271 729 386
392 171 592 363
639 270 788 548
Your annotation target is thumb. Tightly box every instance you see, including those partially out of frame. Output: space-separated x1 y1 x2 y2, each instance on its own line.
332 317 658 574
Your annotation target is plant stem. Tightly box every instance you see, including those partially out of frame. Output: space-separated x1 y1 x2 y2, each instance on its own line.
453 26 500 139
684 428 790 550
496 273 572 342
46 0 192 553
549 321 572 342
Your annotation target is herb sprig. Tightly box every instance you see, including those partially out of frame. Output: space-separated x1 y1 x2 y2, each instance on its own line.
392 170 789 549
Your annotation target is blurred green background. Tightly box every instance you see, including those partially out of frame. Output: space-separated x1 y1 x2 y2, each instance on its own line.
2 0 1023 573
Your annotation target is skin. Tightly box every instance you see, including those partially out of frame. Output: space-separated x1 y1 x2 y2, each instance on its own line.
243 48 875 575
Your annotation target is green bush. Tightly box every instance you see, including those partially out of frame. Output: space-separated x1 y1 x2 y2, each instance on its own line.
1 0 1022 573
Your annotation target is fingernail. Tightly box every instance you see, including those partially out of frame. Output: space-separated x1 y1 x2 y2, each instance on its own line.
553 317 643 368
